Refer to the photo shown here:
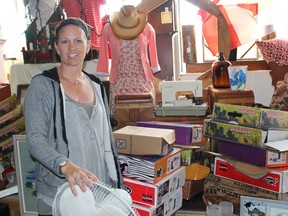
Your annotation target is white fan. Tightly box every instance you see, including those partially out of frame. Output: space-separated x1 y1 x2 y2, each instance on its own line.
52 181 139 216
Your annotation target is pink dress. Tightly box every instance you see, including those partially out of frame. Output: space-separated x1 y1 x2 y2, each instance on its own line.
110 39 156 115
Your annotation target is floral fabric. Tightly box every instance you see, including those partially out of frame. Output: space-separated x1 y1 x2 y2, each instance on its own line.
110 39 155 115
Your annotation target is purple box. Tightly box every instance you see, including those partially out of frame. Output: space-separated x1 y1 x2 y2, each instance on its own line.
218 141 266 167
136 121 207 145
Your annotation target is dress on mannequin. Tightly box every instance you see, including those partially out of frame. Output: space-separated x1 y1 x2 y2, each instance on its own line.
110 38 156 115
96 5 161 115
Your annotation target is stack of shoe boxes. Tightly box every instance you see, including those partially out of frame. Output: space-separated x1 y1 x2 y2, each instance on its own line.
113 125 184 216
204 102 288 214
136 121 209 201
0 85 25 191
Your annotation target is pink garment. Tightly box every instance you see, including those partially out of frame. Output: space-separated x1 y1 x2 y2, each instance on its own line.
96 23 161 84
110 39 156 115
61 0 105 50
256 38 288 66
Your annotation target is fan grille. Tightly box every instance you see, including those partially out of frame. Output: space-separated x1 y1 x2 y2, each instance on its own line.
52 181 140 216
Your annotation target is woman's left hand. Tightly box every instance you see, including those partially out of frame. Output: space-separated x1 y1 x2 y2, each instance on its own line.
60 161 99 196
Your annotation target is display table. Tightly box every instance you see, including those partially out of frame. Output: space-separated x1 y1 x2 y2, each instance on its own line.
9 59 98 95
0 194 20 216
155 114 211 125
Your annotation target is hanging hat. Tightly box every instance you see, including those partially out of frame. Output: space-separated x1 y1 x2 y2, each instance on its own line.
110 5 147 40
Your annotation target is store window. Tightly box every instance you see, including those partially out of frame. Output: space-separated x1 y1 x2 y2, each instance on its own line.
177 0 288 64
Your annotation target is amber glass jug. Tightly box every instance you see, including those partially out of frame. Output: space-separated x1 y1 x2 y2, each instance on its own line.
212 51 231 88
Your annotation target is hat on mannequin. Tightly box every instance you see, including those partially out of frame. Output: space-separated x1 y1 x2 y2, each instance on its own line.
110 5 147 40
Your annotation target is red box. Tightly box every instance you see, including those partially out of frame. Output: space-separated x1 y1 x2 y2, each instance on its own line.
0 84 11 102
214 157 288 193
124 166 185 206
133 188 183 216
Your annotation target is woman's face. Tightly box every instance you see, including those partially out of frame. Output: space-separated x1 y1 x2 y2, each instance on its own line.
54 24 91 66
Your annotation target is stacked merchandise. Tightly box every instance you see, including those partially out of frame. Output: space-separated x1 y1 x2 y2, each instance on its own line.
136 121 210 201
113 125 185 216
0 84 25 192
203 102 288 215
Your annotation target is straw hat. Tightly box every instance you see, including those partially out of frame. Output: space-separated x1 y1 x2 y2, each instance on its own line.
110 5 147 40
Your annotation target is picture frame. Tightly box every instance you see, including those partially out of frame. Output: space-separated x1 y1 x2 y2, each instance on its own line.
16 84 29 105
240 195 288 216
13 134 38 215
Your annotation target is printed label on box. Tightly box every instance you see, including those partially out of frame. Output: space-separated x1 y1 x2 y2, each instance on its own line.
192 127 202 143
267 151 287 166
116 139 126 149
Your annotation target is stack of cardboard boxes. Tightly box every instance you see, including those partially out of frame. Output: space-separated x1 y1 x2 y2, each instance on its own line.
204 102 288 214
0 84 25 191
113 125 185 216
136 121 209 201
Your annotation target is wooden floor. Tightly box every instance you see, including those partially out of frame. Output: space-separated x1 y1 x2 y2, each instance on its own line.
176 211 206 216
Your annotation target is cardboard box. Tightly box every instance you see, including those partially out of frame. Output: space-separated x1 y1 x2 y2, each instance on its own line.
240 195 288 215
0 105 23 129
133 203 156 216
136 121 208 145
115 96 155 130
219 140 288 168
133 188 183 216
182 179 204 200
204 119 266 147
204 173 286 200
0 117 25 142
208 86 255 113
205 119 288 151
212 102 288 129
203 173 288 215
113 126 175 156
118 148 182 183
218 141 266 167
214 157 288 193
123 166 185 206
179 144 205 166
266 151 288 168
0 84 11 102
0 95 17 117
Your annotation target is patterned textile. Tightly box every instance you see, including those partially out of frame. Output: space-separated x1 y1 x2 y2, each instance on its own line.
256 38 288 66
61 0 105 50
110 39 155 115
270 73 288 111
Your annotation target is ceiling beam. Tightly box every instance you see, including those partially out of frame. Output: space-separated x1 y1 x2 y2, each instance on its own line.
136 0 168 13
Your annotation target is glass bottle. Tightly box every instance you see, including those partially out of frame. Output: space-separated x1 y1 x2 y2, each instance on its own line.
212 51 231 88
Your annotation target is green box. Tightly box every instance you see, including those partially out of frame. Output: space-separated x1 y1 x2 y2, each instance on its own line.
180 146 204 166
212 103 261 127
212 103 288 129
204 119 266 147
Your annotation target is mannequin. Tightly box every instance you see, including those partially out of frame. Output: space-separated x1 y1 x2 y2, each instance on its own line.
96 5 161 115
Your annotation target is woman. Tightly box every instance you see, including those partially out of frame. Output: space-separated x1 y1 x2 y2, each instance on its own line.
24 17 123 216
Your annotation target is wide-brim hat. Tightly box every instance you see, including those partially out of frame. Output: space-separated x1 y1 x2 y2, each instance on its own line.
110 5 147 40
